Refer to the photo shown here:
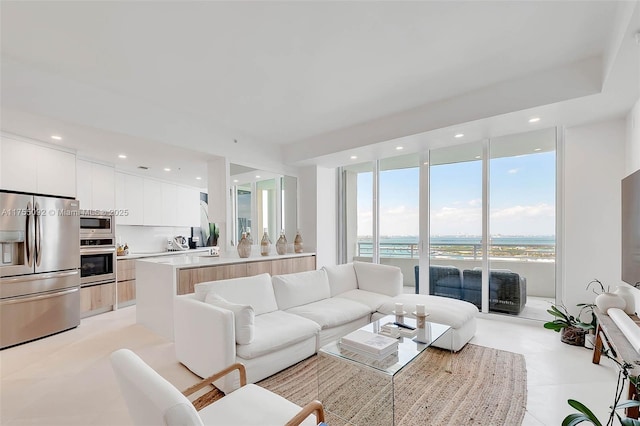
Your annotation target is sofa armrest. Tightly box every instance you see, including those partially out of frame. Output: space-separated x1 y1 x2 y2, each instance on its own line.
174 295 237 391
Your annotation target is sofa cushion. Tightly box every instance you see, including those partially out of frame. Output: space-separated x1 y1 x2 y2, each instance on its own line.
353 261 403 297
323 263 358 297
194 273 278 315
236 311 320 359
379 294 478 329
285 298 371 330
334 289 392 312
272 269 331 311
204 293 254 345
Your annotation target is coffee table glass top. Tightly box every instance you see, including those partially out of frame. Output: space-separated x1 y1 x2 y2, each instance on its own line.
319 315 451 375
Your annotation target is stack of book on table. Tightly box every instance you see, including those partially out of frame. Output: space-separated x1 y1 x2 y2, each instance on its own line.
340 329 399 360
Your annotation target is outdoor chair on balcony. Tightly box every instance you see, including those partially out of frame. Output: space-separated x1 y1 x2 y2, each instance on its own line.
461 269 527 315
415 265 463 299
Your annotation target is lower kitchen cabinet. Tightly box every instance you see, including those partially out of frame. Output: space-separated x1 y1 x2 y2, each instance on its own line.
80 283 115 317
116 259 136 307
176 255 316 295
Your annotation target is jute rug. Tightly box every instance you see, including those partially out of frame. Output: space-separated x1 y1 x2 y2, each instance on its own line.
196 344 527 425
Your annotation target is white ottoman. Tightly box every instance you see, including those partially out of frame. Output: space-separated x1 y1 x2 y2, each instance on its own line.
376 294 478 351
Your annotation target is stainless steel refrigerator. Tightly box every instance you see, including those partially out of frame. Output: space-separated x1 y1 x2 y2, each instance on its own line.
1 191 80 349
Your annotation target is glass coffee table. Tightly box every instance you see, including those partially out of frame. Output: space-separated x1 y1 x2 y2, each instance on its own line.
317 315 451 426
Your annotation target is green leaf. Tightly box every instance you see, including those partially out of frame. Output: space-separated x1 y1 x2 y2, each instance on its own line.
562 413 596 426
620 418 640 426
567 399 603 426
615 400 640 409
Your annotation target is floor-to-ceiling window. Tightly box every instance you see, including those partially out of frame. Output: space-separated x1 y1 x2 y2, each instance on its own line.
379 154 420 284
487 129 556 318
342 162 374 262
339 128 557 319
428 142 483 300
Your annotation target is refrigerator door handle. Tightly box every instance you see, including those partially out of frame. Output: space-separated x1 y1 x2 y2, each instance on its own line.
0 269 79 284
1 287 79 305
34 202 42 267
26 200 33 267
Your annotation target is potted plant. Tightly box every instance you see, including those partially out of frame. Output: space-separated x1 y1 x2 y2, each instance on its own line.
588 279 626 314
544 303 595 346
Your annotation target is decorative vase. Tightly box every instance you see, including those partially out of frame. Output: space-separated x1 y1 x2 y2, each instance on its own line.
561 326 586 346
260 229 270 256
595 292 626 314
294 230 303 253
237 232 251 258
614 285 636 315
276 230 287 255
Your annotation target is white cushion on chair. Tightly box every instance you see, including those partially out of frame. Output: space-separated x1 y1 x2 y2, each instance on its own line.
110 349 204 426
204 293 254 345
199 383 318 425
272 269 331 310
194 273 278 315
353 261 403 297
323 263 358 296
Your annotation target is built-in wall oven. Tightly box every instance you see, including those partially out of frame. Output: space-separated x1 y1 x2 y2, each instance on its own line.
80 215 115 287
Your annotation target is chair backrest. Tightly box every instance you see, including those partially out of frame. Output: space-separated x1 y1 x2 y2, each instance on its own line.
110 348 204 426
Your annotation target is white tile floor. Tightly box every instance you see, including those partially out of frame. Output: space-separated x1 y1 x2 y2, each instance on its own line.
0 306 618 425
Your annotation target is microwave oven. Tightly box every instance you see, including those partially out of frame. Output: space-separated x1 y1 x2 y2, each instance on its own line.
80 215 114 238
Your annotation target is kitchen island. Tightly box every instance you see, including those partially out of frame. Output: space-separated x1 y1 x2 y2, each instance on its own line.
136 251 316 340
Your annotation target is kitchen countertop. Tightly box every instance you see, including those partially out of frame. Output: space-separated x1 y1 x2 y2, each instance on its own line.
137 251 316 270
116 248 212 260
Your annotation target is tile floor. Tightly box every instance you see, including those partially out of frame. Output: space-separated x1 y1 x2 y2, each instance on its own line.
0 306 618 425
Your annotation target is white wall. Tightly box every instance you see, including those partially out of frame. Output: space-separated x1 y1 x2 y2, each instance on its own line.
298 165 337 269
624 98 640 310
563 119 626 313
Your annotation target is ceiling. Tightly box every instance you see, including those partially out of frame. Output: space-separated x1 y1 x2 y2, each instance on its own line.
1 1 639 186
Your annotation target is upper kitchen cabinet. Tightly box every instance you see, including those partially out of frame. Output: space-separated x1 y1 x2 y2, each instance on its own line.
114 172 201 227
76 159 115 211
143 178 163 226
115 172 144 225
1 136 75 198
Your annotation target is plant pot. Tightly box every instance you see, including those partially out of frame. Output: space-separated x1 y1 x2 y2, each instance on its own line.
561 326 586 346
595 292 626 314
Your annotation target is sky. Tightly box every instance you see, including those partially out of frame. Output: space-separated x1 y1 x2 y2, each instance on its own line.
357 151 556 237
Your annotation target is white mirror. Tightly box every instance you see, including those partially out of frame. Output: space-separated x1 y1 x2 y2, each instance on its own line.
230 164 297 248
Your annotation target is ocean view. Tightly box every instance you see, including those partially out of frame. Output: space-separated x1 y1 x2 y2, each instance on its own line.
357 235 556 259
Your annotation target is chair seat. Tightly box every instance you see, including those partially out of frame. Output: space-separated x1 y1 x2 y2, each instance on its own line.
199 383 317 426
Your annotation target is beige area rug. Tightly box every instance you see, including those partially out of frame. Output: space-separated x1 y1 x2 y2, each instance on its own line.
197 344 527 426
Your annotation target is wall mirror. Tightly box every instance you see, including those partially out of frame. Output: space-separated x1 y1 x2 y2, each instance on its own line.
230 163 298 248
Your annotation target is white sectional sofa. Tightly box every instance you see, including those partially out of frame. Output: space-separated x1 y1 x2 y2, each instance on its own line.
174 261 478 393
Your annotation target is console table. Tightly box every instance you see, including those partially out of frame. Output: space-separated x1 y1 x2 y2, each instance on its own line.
593 308 640 418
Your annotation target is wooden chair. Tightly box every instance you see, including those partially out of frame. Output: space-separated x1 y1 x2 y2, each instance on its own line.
110 348 325 426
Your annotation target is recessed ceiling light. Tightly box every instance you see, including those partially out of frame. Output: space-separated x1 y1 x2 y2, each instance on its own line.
255 175 261 179
454 133 464 138
528 117 541 123
51 135 62 140
164 168 171 172
118 154 127 159
475 155 481 159
395 146 403 150
350 155 358 160
423 161 429 165
196 177 202 180
233 179 239 183
534 148 542 152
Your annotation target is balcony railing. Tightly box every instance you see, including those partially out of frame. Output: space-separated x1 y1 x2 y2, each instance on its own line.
357 241 555 260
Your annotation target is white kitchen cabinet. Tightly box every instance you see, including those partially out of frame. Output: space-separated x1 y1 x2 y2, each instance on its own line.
76 160 115 211
177 186 201 227
115 172 144 225
161 182 178 226
1 136 75 197
1 137 38 192
143 178 163 226
91 163 115 211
